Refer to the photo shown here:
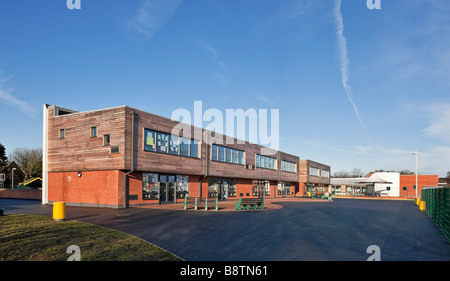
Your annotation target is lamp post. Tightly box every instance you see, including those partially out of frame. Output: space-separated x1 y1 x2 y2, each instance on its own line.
413 151 418 199
12 168 16 189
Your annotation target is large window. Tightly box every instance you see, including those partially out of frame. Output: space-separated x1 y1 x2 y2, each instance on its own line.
211 144 244 165
176 175 189 199
310 167 320 177
142 173 159 200
208 178 236 199
321 170 330 178
144 129 200 159
256 154 277 170
281 161 296 173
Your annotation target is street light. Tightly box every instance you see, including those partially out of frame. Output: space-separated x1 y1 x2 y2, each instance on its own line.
12 168 16 189
413 151 418 199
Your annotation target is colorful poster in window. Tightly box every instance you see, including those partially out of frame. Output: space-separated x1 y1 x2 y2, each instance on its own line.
157 133 169 153
169 135 180 155
176 175 189 199
144 129 156 151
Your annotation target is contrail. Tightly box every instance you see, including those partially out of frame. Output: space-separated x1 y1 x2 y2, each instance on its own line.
334 0 365 129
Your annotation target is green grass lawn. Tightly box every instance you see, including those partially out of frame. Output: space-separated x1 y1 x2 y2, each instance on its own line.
0 214 182 261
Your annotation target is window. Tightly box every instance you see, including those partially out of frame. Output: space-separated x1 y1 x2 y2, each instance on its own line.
156 132 169 153
190 139 199 158
59 129 65 139
176 175 189 199
180 137 190 157
211 144 218 161
90 126 97 138
143 129 200 159
103 134 111 146
403 186 407 191
226 148 232 163
321 170 329 178
281 161 296 173
142 173 159 200
218 146 225 162
144 129 156 151
211 144 244 165
238 150 244 165
110 146 120 154
310 167 319 177
256 154 277 170
169 135 180 155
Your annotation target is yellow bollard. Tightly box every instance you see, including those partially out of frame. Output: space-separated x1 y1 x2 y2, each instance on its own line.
53 202 66 221
419 201 426 211
415 198 420 205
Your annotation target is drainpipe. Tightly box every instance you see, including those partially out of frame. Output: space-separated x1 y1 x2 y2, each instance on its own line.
124 110 136 208
199 131 210 200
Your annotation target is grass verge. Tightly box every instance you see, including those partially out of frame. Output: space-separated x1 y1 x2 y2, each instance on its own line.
0 214 182 261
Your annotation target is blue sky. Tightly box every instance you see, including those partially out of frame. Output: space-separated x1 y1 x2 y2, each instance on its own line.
0 0 449 177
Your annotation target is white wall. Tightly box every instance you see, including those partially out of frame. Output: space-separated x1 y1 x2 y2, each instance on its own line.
373 172 400 197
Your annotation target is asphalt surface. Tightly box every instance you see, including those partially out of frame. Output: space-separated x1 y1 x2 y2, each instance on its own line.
1 198 449 261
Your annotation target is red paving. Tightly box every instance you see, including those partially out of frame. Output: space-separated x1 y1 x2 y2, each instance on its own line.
135 197 330 211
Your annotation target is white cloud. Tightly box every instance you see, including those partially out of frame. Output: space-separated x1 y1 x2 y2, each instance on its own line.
195 37 241 85
126 0 182 39
333 0 364 129
423 103 450 143
0 74 38 118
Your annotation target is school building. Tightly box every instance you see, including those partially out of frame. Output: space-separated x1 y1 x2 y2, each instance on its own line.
42 104 318 208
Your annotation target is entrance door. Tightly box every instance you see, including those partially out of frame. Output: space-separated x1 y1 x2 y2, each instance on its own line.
219 180 229 200
159 175 175 204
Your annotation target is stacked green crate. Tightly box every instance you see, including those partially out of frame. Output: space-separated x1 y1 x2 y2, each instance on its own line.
420 188 450 243
443 188 450 242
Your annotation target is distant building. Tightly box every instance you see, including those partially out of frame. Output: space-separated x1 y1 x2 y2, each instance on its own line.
330 172 439 198
0 161 25 189
299 160 331 196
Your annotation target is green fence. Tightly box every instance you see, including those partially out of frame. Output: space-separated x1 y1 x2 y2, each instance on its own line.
421 187 450 243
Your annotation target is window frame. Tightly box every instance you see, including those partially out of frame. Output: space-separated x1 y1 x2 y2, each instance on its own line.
256 154 277 170
103 134 111 146
90 126 97 138
143 128 200 159
210 144 244 166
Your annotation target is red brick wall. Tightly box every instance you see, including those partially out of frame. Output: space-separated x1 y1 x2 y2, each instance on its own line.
48 170 121 207
0 189 42 200
400 175 439 198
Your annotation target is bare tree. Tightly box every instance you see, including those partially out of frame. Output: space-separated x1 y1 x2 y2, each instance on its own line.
350 168 364 178
8 147 42 180
332 170 351 178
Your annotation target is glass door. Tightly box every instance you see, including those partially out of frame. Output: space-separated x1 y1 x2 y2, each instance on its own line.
159 175 175 204
220 180 229 200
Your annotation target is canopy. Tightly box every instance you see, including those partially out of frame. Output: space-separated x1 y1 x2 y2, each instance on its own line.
354 173 393 185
